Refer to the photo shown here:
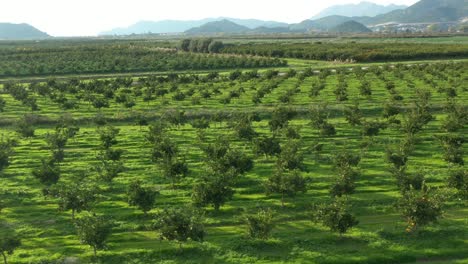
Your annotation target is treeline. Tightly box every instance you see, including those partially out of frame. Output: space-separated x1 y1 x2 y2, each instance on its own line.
221 42 468 62
178 38 225 53
0 43 286 77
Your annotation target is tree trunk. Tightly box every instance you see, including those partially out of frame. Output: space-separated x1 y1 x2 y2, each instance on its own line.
281 193 285 208
2 252 7 264
214 204 220 212
93 246 97 258
72 209 75 220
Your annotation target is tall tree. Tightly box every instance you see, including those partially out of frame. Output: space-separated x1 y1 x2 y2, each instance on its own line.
127 180 158 214
265 169 307 207
0 225 21 264
74 214 112 257
312 198 359 237
51 181 99 220
397 183 445 233
152 207 205 247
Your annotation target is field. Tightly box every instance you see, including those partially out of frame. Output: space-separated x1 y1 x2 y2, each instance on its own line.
0 39 467 264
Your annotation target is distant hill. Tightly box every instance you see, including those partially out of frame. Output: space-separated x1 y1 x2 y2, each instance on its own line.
225 18 288 29
293 0 468 32
363 0 468 25
185 19 250 34
100 0 468 36
100 18 287 35
312 1 406 19
329 21 372 33
290 15 353 32
0 23 49 39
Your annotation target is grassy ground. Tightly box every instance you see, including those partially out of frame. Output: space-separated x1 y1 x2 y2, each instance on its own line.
0 61 466 263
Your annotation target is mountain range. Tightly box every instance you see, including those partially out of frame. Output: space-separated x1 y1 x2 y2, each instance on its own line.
100 0 467 35
311 1 407 19
363 0 468 24
0 23 49 39
185 20 251 35
100 18 288 35
0 0 466 39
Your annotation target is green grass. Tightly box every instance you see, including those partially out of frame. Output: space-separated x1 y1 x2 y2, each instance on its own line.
0 61 466 263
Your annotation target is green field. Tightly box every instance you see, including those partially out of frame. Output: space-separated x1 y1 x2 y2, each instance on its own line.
0 55 466 264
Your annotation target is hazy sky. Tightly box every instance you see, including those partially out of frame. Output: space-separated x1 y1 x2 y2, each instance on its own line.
1 0 418 36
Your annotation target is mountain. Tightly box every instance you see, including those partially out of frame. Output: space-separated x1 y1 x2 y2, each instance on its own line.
312 1 407 19
185 19 250 34
100 18 287 35
101 19 214 35
365 0 468 24
224 18 288 29
290 15 354 32
329 21 372 33
0 23 49 39
295 0 468 32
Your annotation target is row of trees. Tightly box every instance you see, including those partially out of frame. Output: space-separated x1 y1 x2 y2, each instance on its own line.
1 62 462 116
221 42 468 62
179 39 224 54
0 43 285 77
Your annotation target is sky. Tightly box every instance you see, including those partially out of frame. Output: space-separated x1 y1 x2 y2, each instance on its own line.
1 0 419 36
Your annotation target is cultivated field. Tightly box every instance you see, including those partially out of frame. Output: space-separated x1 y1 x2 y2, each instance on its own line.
0 54 466 263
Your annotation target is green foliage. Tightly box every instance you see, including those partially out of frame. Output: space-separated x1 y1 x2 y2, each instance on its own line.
361 120 386 137
151 136 178 162
208 41 224 54
0 41 285 77
309 104 336 136
382 100 401 118
358 80 372 96
397 183 446 232
344 103 362 126
231 114 258 141
276 140 305 171
333 151 361 169
0 97 5 112
253 136 281 158
190 117 210 129
448 168 468 198
95 159 125 183
269 106 297 131
0 138 16 173
265 169 307 206
127 180 158 214
162 158 189 187
312 198 359 236
437 134 464 165
222 42 468 62
0 51 466 262
45 127 70 162
0 224 21 264
385 146 409 170
441 100 467 132
32 159 60 186
51 180 99 219
203 138 253 175
192 169 236 211
97 125 120 149
15 115 35 138
330 166 358 197
74 214 112 257
153 207 205 244
330 151 361 197
245 208 275 240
